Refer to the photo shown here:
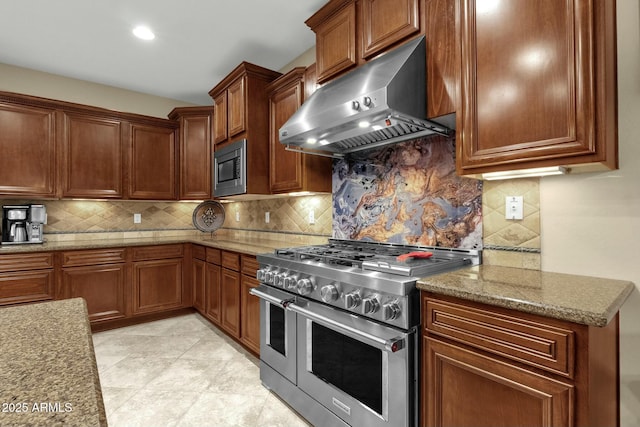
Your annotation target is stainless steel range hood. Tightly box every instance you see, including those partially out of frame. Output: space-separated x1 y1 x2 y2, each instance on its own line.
279 36 452 157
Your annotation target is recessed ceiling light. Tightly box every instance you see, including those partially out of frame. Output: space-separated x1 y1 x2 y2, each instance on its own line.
132 26 155 41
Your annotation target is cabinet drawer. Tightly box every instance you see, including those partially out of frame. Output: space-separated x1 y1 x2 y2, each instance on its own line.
0 270 54 305
132 244 184 261
62 248 126 267
206 248 221 265
192 245 206 261
221 251 240 271
0 252 54 272
424 298 575 377
241 255 259 277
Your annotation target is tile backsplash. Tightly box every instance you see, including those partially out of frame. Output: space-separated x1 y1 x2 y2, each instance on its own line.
332 135 483 249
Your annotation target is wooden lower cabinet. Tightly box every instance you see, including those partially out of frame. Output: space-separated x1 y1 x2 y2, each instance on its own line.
132 258 183 315
240 271 260 355
0 270 55 306
60 248 128 324
421 293 619 427
192 257 206 313
205 262 222 325
62 264 126 323
424 337 573 427
0 252 55 306
220 267 241 337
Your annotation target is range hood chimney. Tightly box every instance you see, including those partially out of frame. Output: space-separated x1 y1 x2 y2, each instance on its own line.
279 36 452 157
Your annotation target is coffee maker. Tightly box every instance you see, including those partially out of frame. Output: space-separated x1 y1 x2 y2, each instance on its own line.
1 204 47 245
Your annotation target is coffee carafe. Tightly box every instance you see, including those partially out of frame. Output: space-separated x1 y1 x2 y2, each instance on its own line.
10 222 27 242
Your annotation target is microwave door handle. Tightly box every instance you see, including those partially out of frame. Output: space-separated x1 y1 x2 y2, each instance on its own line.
287 301 405 353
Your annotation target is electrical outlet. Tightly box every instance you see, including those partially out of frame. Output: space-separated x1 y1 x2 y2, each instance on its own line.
308 209 315 224
133 213 142 224
235 211 240 222
505 196 524 220
265 212 270 223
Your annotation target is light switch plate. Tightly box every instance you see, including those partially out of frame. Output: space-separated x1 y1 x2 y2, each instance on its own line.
133 213 141 224
505 196 524 220
308 210 315 224
265 212 270 223
235 211 240 222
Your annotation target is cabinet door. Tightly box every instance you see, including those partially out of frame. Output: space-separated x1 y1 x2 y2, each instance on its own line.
213 92 228 144
269 74 305 193
179 113 212 200
423 337 574 427
0 102 56 197
192 257 206 313
205 262 222 325
457 0 615 175
0 270 54 306
360 0 421 59
62 264 126 323
227 77 246 138
220 267 241 337
61 112 123 198
425 0 457 119
312 1 358 83
132 259 183 315
128 123 177 200
240 274 260 355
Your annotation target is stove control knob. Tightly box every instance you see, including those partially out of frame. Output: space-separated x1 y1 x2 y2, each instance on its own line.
345 292 361 309
320 284 339 302
256 269 267 282
264 270 275 284
363 296 380 314
383 302 402 320
284 275 299 290
297 278 314 296
274 273 287 288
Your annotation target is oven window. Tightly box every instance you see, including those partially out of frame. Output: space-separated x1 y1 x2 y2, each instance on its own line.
268 303 286 356
311 323 382 415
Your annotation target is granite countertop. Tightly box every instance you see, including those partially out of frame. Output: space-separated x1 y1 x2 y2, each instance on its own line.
417 265 635 327
0 234 323 256
0 298 107 426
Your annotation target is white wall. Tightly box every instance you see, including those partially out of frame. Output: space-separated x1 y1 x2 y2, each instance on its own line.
540 1 640 424
0 63 195 118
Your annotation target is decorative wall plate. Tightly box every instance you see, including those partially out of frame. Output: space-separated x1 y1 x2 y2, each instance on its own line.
192 201 225 232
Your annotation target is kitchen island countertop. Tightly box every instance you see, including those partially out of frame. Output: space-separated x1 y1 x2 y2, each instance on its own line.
0 298 107 426
417 264 635 327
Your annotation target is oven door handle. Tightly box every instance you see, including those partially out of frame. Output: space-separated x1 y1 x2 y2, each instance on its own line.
287 301 405 353
249 286 295 306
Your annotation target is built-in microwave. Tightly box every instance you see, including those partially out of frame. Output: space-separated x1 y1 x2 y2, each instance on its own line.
213 139 246 197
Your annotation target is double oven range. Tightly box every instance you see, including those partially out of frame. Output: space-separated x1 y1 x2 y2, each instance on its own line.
250 239 481 427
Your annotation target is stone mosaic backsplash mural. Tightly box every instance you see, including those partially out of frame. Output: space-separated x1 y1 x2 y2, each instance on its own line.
332 135 483 248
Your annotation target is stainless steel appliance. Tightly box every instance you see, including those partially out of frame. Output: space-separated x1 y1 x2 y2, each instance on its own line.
2 204 47 245
213 138 246 197
250 239 481 427
279 36 453 157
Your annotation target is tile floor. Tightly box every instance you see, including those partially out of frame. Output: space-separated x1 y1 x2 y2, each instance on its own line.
92 313 310 427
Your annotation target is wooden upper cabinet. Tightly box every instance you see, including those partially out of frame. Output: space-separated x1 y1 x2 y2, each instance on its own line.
169 106 213 200
457 0 617 176
307 0 425 83
209 62 281 147
307 0 358 83
425 0 458 119
267 67 332 194
227 77 246 138
213 92 228 144
61 112 123 199
0 97 57 197
128 122 178 200
360 0 421 59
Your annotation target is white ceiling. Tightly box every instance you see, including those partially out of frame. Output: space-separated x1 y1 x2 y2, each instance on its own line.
0 0 326 105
